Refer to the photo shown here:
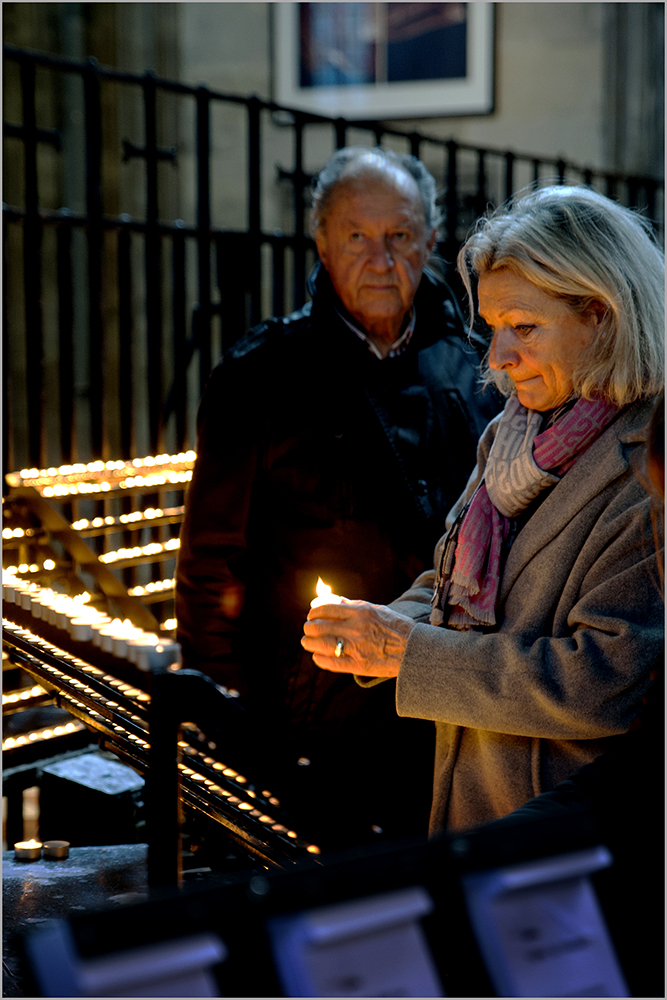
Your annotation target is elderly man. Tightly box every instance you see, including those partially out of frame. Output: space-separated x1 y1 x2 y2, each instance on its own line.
176 147 499 850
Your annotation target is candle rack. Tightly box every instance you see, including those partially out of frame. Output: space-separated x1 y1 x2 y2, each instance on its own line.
2 583 321 882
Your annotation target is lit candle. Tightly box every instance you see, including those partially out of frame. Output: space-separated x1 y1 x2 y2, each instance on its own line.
310 577 344 608
111 620 141 658
138 641 182 672
97 619 123 653
43 840 70 860
126 633 159 664
14 839 42 861
68 617 96 642
90 617 113 646
32 588 55 620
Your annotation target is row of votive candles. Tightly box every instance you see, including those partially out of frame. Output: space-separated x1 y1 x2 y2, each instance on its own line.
2 573 181 671
13 839 69 861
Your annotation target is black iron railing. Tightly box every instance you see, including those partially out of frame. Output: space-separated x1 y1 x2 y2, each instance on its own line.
3 44 664 474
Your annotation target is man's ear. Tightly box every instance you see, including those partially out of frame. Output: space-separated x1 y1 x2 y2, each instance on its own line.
426 228 437 255
315 229 328 267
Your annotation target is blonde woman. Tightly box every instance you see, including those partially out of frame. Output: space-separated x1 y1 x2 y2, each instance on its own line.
303 186 664 836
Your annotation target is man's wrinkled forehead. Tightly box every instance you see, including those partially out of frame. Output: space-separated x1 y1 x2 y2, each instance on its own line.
330 160 424 216
340 156 417 192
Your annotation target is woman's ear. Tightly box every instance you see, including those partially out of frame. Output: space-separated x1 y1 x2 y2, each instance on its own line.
588 300 608 326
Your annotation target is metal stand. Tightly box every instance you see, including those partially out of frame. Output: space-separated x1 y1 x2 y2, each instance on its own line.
146 667 250 889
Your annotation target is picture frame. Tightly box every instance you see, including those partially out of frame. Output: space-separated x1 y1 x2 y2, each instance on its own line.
273 3 495 120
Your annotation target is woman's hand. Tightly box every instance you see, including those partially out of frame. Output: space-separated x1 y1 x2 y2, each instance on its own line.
301 599 415 677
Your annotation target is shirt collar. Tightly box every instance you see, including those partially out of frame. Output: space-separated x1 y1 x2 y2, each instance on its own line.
336 308 417 360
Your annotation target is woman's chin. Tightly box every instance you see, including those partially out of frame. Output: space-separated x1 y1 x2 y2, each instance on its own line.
514 382 554 412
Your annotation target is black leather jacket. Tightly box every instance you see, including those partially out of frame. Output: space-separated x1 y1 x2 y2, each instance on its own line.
175 264 501 840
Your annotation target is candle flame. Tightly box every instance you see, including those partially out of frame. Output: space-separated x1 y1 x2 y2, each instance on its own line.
16 839 42 849
311 577 343 608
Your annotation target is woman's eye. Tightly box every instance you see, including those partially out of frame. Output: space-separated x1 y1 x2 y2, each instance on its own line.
350 232 364 242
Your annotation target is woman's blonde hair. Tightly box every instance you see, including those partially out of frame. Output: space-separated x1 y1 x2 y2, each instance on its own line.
457 185 665 406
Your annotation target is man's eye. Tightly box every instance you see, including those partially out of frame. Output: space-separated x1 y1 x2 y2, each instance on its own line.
514 324 535 336
350 232 364 242
392 232 410 242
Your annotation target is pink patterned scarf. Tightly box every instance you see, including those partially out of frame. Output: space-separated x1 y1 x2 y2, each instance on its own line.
431 395 619 629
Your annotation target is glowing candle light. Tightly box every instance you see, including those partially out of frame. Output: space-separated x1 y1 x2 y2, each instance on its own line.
98 619 124 653
111 620 141 658
126 633 159 665
14 839 42 861
310 577 344 608
32 588 55 620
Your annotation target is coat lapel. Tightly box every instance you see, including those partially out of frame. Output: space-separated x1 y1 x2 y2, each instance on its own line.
498 400 651 604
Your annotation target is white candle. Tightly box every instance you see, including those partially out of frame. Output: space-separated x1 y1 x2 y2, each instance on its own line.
310 577 344 608
98 620 123 653
14 839 42 861
68 617 95 642
138 641 182 671
126 634 159 664
112 620 141 658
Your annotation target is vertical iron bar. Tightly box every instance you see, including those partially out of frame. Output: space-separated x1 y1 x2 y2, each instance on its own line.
583 169 593 188
83 57 104 459
335 118 347 149
409 132 421 158
504 151 515 204
217 234 246 352
556 158 566 185
3 213 11 481
476 150 487 215
196 86 212 393
626 176 639 209
117 224 133 460
20 56 44 467
57 217 74 464
147 670 182 889
605 175 617 200
247 95 262 325
444 139 459 265
172 221 187 450
143 72 163 455
292 115 306 310
532 159 541 189
272 236 285 318
645 179 657 233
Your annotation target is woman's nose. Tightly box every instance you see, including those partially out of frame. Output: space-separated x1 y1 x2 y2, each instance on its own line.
488 327 520 370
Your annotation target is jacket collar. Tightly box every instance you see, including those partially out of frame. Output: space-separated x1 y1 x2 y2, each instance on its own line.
499 399 654 603
307 260 462 351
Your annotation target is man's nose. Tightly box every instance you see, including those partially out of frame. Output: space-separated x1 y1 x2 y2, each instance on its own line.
488 327 520 370
367 238 395 270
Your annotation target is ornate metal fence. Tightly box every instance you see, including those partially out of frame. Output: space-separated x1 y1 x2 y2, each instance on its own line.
3 44 664 473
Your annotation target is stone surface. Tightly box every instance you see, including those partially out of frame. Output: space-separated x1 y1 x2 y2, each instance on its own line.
3 844 149 997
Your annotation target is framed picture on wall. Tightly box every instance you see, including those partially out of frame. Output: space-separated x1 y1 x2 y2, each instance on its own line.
273 2 495 120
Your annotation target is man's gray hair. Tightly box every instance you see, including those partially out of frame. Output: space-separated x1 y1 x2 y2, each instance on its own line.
457 185 665 408
310 146 441 236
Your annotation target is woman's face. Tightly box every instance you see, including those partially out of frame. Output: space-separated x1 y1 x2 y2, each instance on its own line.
478 268 602 411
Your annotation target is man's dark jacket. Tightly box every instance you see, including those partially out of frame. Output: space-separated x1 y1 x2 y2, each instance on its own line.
176 263 501 848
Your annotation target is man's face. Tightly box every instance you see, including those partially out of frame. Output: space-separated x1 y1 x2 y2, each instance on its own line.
315 168 436 341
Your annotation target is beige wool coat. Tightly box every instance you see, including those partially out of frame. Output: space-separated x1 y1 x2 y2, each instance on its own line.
386 398 663 834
